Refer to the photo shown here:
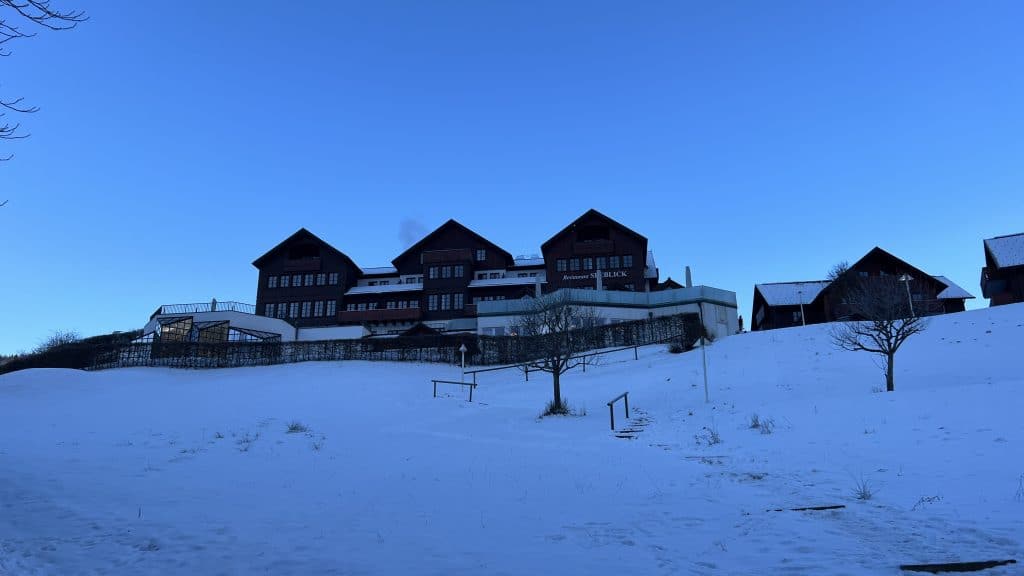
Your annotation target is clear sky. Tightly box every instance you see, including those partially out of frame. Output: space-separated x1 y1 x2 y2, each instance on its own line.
2 1 1022 354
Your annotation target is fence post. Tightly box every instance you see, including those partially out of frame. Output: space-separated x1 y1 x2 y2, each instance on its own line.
433 380 437 398
525 366 529 381
624 392 629 419
608 403 615 430
469 382 474 402
582 356 587 372
633 345 638 360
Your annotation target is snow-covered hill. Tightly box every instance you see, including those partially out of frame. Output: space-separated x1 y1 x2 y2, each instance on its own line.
1 305 1022 575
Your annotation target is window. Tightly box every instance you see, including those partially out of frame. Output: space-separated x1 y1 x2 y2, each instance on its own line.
609 256 620 269
455 265 464 278
314 301 324 317
398 301 407 309
380 280 389 286
304 274 314 287
276 304 287 319
454 293 464 309
316 273 326 286
529 272 537 277
583 257 593 270
623 255 633 268
301 302 311 317
476 249 486 261
558 260 568 272
289 302 299 318
357 303 367 311
346 303 355 311
518 273 527 278
489 272 501 279
293 274 302 287
792 311 802 322
328 273 339 285
369 281 378 286
326 300 336 316
570 258 581 271
496 295 505 300
410 300 419 308
428 294 439 311
859 271 869 278
596 257 607 270
368 302 378 310
416 276 423 284
280 275 290 288
264 303 275 317
441 294 451 310
429 266 439 279
442 266 452 279
477 272 487 279
267 276 278 289
387 301 396 309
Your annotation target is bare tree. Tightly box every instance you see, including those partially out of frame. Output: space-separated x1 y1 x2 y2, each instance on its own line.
511 292 600 414
34 328 80 353
1 0 86 175
830 272 927 392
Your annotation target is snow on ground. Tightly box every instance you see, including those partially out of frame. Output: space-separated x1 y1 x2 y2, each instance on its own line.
1 305 1023 575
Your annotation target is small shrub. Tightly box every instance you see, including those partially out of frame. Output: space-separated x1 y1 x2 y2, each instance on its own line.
853 477 874 501
668 341 685 354
696 424 722 446
749 413 761 429
542 398 571 417
759 418 775 435
286 421 309 434
236 431 259 452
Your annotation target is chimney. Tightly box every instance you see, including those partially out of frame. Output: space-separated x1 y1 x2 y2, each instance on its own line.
685 266 692 288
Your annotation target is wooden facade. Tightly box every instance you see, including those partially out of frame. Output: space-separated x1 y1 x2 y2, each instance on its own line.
752 247 973 331
981 233 1024 306
253 210 666 332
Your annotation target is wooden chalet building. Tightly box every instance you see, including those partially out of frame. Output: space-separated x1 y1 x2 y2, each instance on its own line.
752 247 973 331
247 209 739 337
980 232 1024 306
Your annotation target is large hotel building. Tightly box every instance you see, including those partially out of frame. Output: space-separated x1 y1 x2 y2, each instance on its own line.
142 210 738 342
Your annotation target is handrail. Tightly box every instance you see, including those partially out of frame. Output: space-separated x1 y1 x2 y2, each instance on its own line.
606 391 629 430
432 379 478 402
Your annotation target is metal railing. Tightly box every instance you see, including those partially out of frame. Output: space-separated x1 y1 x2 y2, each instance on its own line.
432 379 477 402
152 301 256 318
475 286 737 315
606 391 629 430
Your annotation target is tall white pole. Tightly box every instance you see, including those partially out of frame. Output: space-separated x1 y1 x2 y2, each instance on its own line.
699 302 709 403
798 289 806 326
459 343 467 382
904 277 915 318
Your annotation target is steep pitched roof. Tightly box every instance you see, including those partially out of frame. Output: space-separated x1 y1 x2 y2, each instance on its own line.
391 219 513 268
933 275 974 300
252 228 356 270
540 209 647 252
755 281 831 306
984 233 1024 269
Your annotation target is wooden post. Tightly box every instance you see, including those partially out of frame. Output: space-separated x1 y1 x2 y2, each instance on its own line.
525 365 529 381
633 345 638 360
608 403 615 430
624 392 629 419
473 372 477 388
582 356 587 372
469 382 474 402
433 380 437 398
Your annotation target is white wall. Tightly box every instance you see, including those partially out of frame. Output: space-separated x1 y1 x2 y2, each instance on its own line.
297 325 369 341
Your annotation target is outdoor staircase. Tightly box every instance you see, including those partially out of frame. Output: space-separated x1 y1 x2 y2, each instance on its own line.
613 407 651 440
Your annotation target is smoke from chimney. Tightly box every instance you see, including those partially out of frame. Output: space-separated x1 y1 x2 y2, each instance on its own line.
399 218 428 248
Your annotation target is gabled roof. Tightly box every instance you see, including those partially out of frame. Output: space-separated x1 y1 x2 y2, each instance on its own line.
984 233 1024 269
540 209 647 252
933 275 974 300
755 281 831 306
252 228 356 270
391 219 513 268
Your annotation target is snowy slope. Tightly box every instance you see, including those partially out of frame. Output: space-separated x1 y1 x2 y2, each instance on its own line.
1 305 1022 575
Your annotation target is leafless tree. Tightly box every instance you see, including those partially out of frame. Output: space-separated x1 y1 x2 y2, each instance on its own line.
34 328 80 353
1 0 86 176
511 292 601 414
830 272 927 392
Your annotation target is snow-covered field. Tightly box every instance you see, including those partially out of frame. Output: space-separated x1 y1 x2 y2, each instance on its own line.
2 305 1022 575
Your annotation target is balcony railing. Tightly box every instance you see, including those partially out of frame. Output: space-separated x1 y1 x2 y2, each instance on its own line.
282 257 322 272
421 248 472 265
475 286 737 316
338 308 423 323
152 301 256 318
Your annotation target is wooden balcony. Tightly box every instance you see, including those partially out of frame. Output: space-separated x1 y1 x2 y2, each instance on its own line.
421 249 472 265
338 308 422 323
282 257 322 272
573 239 614 255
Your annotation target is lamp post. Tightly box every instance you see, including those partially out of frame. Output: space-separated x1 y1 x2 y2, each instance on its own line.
698 302 709 404
898 274 915 317
797 289 806 326
459 343 467 382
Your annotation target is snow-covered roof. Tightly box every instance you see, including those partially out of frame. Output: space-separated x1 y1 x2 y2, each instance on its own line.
756 281 831 306
512 257 545 267
469 277 546 288
984 233 1024 269
345 284 422 296
933 276 974 300
644 250 657 279
360 266 398 276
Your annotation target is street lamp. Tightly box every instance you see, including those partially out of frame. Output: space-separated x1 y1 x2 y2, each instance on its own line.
898 274 915 318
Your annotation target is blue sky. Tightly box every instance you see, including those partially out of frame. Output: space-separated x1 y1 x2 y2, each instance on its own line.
1 1 1022 353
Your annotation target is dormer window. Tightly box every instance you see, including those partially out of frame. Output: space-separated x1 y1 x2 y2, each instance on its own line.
476 249 486 261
